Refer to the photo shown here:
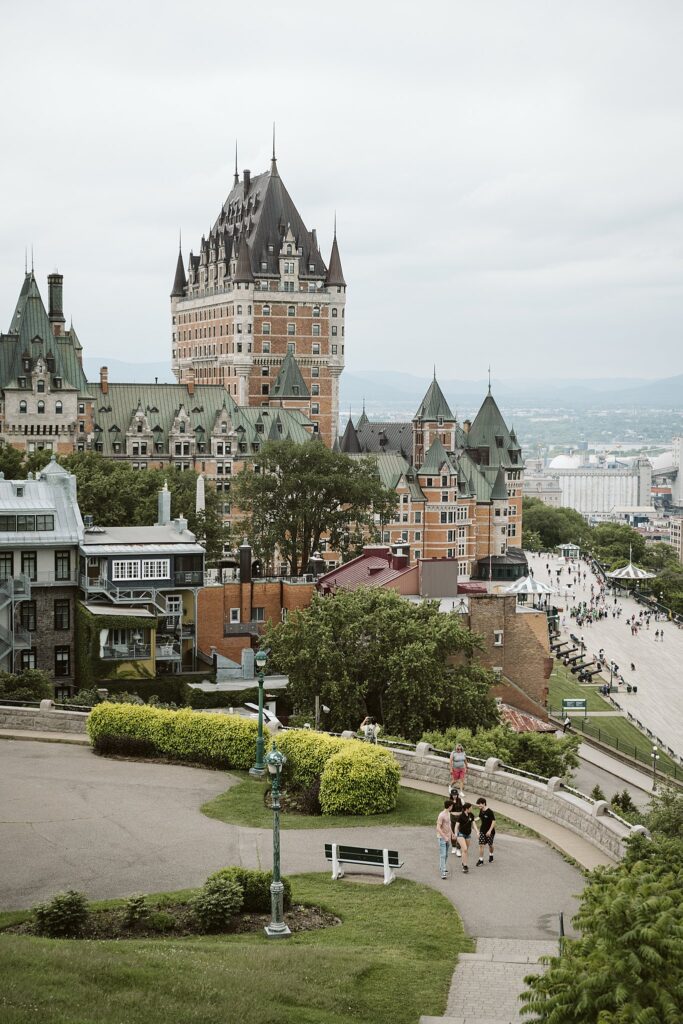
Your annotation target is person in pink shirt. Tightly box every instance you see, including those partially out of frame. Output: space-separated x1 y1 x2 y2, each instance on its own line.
436 800 454 879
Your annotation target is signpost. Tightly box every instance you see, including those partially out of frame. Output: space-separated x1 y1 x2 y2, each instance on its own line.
562 698 587 719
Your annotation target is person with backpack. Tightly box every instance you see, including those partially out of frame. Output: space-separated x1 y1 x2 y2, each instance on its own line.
449 743 468 789
359 716 379 744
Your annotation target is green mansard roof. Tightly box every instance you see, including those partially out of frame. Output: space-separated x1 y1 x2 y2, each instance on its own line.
413 375 454 422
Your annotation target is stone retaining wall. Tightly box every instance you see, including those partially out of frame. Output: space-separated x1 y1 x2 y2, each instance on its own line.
393 746 639 860
0 703 89 735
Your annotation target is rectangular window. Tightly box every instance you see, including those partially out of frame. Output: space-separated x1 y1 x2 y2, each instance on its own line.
311 403 319 415
36 515 54 531
312 324 320 337
16 515 36 532
493 630 504 647
331 325 338 336
440 511 447 524
458 560 468 576
287 323 295 336
141 559 170 580
414 511 422 524
21 648 37 670
0 515 17 531
112 560 141 581
253 607 265 622
507 523 517 537
230 608 240 623
54 599 70 631
458 542 466 556
55 646 70 677
21 552 37 581
331 344 337 355
263 341 270 353
311 366 319 378
55 550 71 581
287 342 295 354
0 553 13 580
441 492 448 502
20 601 37 631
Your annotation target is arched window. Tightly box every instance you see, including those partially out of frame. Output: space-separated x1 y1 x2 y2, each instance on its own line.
286 244 292 255
37 401 45 414
55 401 63 414
19 400 27 414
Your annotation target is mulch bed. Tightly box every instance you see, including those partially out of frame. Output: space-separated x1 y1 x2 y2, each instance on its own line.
7 903 340 940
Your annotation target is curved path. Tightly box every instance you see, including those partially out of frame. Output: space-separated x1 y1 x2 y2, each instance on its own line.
0 740 583 941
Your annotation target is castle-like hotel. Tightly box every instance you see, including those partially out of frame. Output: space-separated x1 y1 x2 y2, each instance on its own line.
0 153 524 581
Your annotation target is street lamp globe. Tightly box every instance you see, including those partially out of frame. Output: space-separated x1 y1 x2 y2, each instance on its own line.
255 649 268 672
266 746 286 776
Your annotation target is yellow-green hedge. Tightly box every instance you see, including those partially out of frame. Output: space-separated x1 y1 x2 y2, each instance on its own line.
87 703 257 769
320 744 401 815
87 704 401 815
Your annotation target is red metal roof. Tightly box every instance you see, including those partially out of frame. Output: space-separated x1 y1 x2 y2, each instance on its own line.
318 551 413 593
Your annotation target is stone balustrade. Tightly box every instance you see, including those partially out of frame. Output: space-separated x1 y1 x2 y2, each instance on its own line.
0 702 88 735
394 745 641 860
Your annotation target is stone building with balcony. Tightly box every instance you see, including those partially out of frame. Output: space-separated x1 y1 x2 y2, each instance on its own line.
170 148 345 447
0 455 82 690
76 485 205 684
339 377 526 583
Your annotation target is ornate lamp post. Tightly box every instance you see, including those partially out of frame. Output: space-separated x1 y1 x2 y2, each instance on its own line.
249 649 268 778
651 745 660 792
264 741 291 939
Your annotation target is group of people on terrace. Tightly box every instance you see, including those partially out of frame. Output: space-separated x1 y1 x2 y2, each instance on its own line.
435 744 496 878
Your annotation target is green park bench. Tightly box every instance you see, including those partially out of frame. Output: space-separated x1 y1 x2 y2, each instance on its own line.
324 842 403 885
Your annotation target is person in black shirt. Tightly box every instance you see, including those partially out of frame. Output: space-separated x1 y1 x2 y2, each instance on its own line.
453 802 475 873
448 791 464 858
476 797 496 865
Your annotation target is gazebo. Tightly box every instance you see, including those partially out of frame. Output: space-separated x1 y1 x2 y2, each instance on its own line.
504 575 555 607
557 542 581 559
605 546 656 583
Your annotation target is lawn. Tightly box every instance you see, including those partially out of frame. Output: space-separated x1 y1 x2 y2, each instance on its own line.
548 662 613 712
0 874 471 1024
201 772 537 837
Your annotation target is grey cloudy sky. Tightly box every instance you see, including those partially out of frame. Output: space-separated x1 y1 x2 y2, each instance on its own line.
1 0 682 379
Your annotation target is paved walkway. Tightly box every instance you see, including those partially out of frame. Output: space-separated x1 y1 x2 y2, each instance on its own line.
0 740 584 943
528 552 683 755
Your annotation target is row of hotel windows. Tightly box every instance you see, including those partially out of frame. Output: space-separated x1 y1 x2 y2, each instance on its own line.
19 645 71 676
175 305 342 323
16 377 64 390
0 551 71 580
439 509 470 523
18 401 64 414
0 514 55 532
176 323 344 342
18 599 71 631
174 342 343 360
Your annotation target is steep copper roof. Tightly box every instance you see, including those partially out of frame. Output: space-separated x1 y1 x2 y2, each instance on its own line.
325 233 345 287
271 351 309 399
414 376 454 422
171 247 187 297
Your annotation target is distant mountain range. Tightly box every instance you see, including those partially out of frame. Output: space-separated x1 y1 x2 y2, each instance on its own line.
82 358 683 413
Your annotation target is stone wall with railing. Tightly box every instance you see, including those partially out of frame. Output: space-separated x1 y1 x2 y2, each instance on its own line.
392 744 643 860
0 702 88 734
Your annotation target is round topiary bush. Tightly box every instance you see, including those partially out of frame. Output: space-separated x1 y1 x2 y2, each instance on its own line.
206 867 291 912
319 744 401 815
191 877 244 931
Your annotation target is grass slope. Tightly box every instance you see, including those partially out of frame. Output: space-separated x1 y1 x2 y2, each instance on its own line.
0 875 471 1024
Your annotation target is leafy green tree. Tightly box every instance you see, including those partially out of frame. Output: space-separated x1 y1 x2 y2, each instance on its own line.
0 670 53 701
642 543 681 574
264 587 483 740
420 724 579 777
522 499 590 551
0 445 25 480
521 832 683 1023
646 786 683 839
588 522 646 567
230 440 398 575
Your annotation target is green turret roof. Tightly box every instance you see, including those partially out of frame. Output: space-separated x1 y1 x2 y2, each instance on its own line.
413 375 454 422
465 390 524 470
271 351 309 400
490 466 508 500
419 436 457 476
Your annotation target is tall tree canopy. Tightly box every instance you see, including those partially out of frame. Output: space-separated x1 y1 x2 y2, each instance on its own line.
522 498 590 550
263 587 493 740
230 440 398 575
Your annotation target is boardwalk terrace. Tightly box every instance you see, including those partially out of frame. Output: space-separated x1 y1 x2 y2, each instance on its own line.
170 149 345 447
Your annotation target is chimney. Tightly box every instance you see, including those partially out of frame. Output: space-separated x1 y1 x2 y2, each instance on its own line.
173 514 188 533
184 367 195 396
239 538 252 583
392 552 409 570
463 419 471 434
157 482 171 525
47 273 65 336
243 169 251 195
100 366 109 395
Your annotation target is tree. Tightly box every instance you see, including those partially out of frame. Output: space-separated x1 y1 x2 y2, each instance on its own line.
230 440 398 575
0 669 53 701
588 522 646 567
520 832 683 1023
0 445 25 480
264 587 484 740
522 499 589 551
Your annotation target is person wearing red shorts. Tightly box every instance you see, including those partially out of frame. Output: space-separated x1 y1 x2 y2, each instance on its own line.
449 743 467 790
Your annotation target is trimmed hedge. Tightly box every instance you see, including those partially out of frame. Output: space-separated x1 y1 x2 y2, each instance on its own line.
87 704 401 815
320 744 402 815
87 704 257 770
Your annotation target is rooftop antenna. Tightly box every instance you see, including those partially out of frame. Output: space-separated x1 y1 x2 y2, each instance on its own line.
179 228 182 251
271 122 278 174
233 139 239 186
31 245 34 273
433 364 437 381
24 247 27 274
487 365 491 394
334 210 337 237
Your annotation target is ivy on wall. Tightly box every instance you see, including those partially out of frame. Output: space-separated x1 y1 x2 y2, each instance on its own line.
75 603 159 689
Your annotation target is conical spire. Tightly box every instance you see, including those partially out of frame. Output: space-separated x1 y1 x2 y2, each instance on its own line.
271 351 309 398
233 140 239 187
325 219 345 287
270 122 279 177
413 376 454 422
171 242 187 297
340 415 361 454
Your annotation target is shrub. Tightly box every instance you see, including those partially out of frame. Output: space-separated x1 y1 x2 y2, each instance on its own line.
420 725 580 778
147 910 176 933
206 867 292 912
296 777 322 816
319 744 401 815
277 730 347 788
591 784 607 802
611 789 636 813
123 893 149 927
33 890 89 938
87 703 258 770
191 877 244 931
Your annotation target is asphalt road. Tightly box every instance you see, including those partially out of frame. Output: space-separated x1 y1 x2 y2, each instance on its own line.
0 740 584 939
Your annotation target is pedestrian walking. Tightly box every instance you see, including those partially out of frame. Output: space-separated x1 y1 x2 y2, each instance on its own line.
655 629 660 642
449 791 464 858
360 716 379 743
453 802 475 873
436 800 454 879
476 797 496 865
449 743 468 790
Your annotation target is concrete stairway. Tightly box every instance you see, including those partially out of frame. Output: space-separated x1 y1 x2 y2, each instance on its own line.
420 937 558 1024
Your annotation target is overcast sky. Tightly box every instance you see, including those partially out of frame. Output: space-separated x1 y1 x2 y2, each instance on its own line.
1 0 682 380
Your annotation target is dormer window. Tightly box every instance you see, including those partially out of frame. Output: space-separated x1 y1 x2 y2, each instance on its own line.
53 377 62 389
23 359 30 371
495 436 504 448
286 244 292 255
18 377 26 389
37 380 45 393
309 263 315 272
137 423 143 433
179 422 186 434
